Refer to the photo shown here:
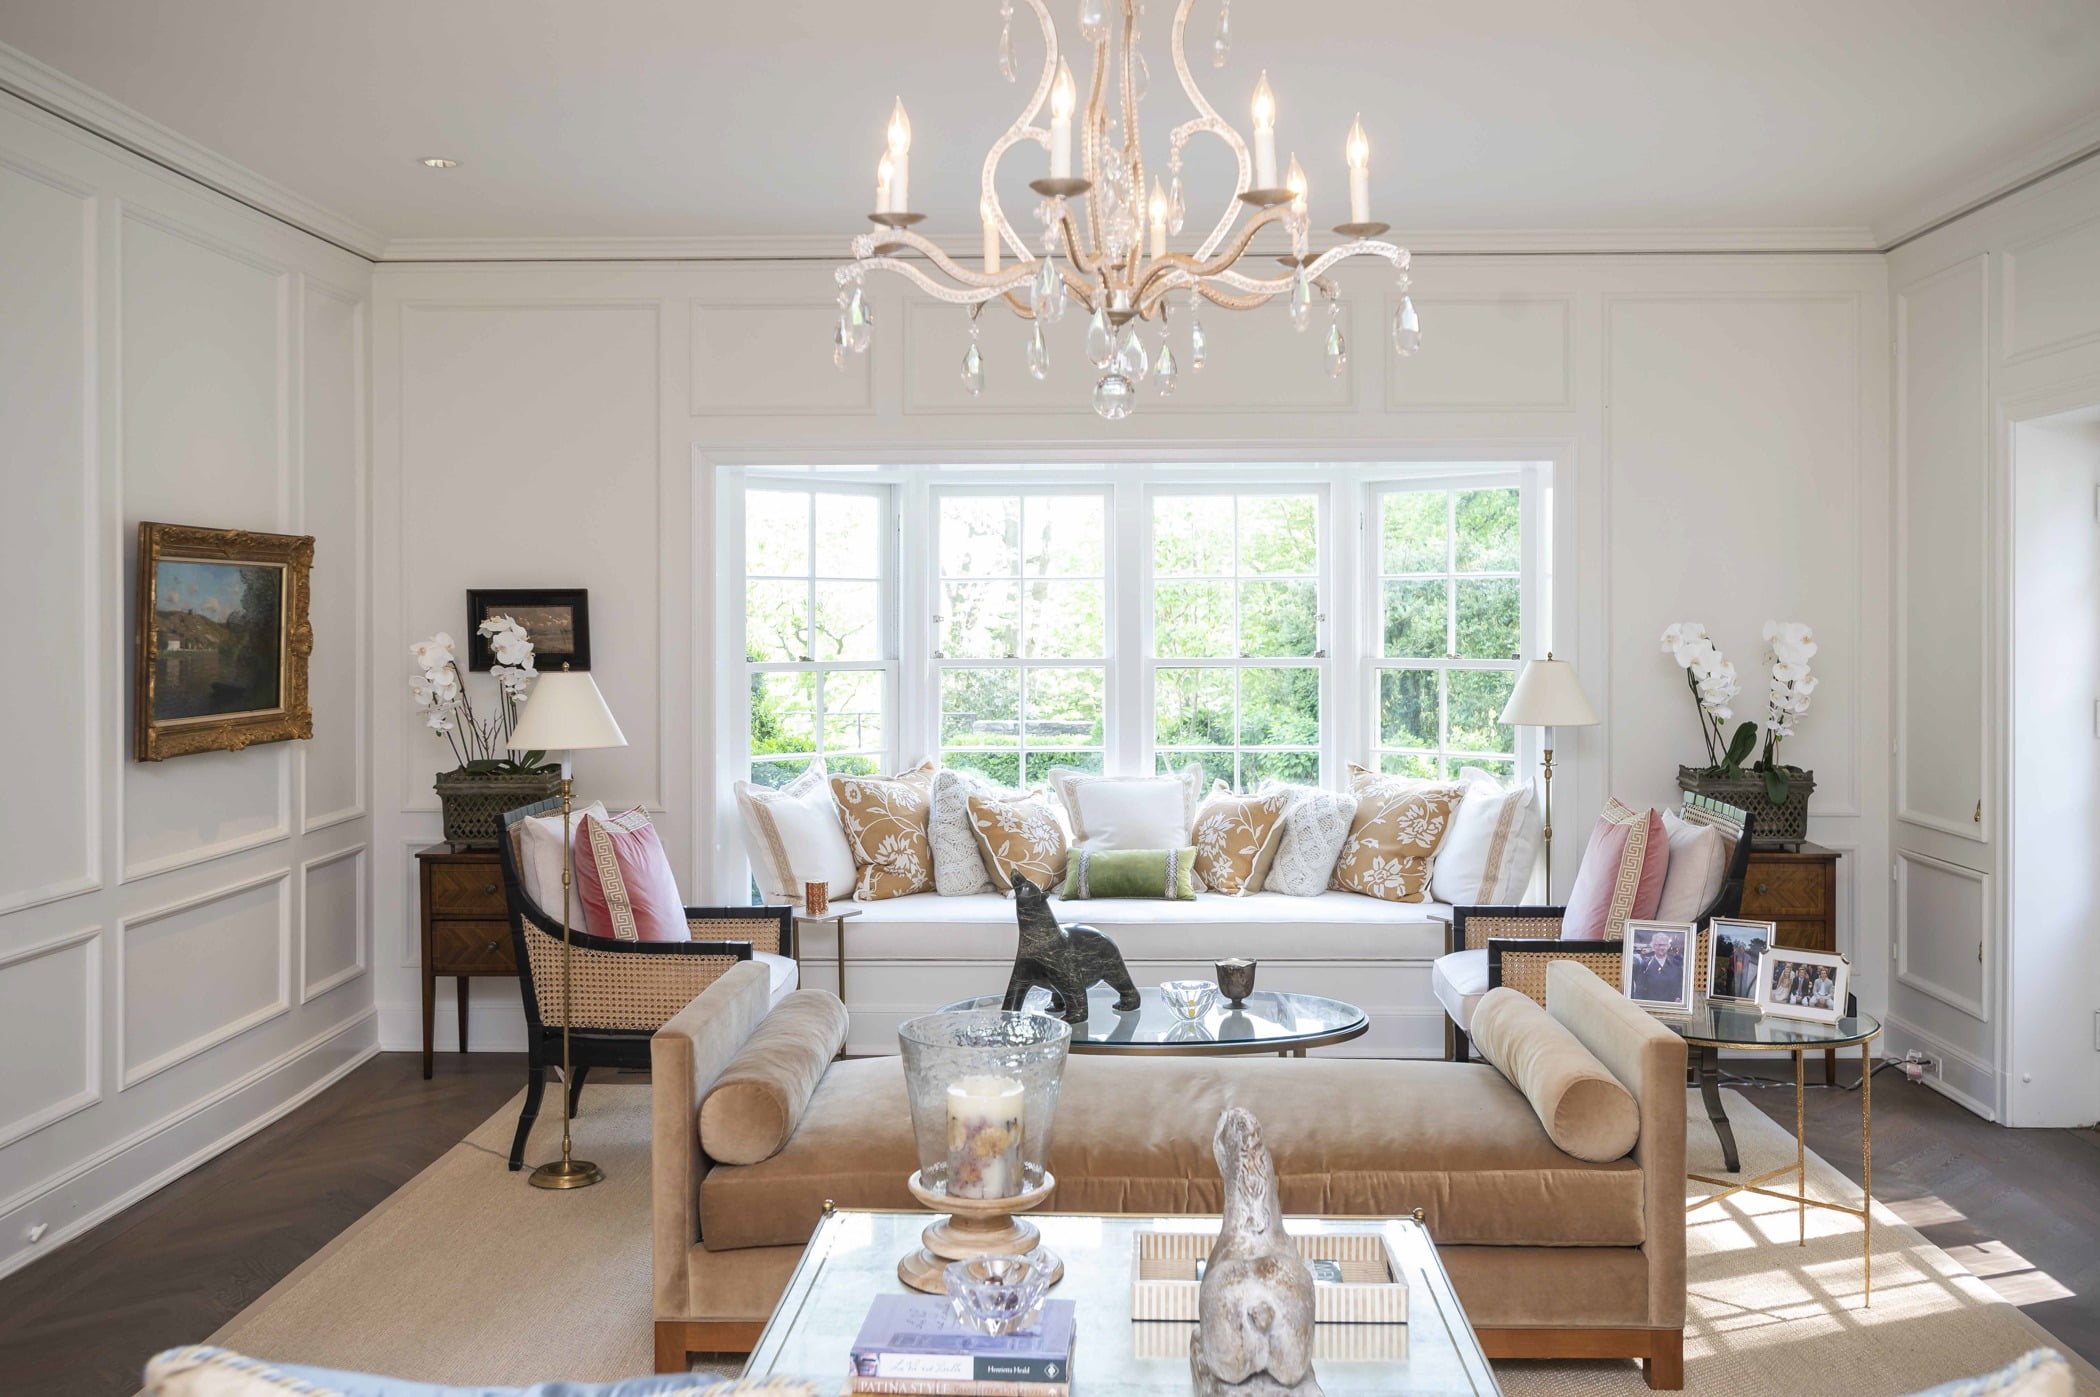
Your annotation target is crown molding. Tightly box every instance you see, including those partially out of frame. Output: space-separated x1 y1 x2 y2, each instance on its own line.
0 40 385 259
1875 110 2100 251
378 224 1881 263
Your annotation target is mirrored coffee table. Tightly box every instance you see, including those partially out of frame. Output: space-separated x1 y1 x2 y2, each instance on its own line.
743 1208 1501 1396
941 985 1368 1056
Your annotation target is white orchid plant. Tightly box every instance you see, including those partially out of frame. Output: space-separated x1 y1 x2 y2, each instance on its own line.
408 617 552 774
1662 620 1819 804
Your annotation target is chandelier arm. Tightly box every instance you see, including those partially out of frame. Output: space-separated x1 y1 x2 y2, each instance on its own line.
1167 0 1253 259
1305 239 1411 279
1193 281 1277 311
863 229 1038 292
981 0 1062 262
1081 36 1111 260
1120 0 1143 286
850 257 1016 306
1057 202 1106 278
1127 203 1291 305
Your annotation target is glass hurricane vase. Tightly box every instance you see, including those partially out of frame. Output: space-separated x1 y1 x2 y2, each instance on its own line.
895 1010 1071 1293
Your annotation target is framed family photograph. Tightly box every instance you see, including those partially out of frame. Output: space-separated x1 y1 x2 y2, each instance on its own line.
1622 921 1697 1015
135 522 314 761
1757 947 1850 1024
466 589 590 671
1706 918 1775 1004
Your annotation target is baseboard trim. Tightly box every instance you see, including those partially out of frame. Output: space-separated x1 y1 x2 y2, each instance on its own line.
1879 1016 1998 1120
0 1008 380 1281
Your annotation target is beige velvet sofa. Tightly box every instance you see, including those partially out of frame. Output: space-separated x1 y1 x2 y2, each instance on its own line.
651 960 1687 1388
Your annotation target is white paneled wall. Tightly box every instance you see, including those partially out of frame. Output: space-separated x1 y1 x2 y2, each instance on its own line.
370 250 1890 1059
1887 158 2100 1125
0 92 373 1279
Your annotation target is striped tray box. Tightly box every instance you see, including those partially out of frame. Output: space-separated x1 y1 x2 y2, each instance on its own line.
1129 1226 1409 1325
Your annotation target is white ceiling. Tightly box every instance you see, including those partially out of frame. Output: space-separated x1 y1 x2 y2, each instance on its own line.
1 0 2098 257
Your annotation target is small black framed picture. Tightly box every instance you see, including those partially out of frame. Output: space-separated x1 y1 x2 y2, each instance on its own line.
465 589 590 671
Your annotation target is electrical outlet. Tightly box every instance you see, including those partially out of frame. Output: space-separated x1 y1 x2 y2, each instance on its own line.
25 1223 45 1243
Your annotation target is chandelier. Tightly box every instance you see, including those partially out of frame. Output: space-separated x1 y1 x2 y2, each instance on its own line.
831 0 1421 420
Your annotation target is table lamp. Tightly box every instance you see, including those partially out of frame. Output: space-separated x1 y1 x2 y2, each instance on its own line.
507 665 627 1190
1498 654 1599 896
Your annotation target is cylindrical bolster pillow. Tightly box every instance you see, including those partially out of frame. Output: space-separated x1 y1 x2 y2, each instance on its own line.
1471 986 1641 1162
699 989 850 1165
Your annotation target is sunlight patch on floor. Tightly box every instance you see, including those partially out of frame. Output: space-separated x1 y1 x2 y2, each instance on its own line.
1944 1241 2077 1306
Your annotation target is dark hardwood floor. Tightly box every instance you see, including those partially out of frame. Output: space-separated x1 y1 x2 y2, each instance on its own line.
0 1052 527 1397
1734 1063 2100 1364
6 1050 2099 1393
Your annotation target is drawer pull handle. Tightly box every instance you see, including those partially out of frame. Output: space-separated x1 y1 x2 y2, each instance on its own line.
483 940 498 953
483 883 498 896
1755 882 1769 896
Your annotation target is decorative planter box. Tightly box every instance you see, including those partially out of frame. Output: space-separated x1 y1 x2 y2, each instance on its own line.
433 769 563 848
1676 765 1814 848
1131 1224 1408 1325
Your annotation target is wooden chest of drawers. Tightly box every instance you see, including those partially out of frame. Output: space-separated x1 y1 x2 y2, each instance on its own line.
417 843 518 1078
1737 842 1840 955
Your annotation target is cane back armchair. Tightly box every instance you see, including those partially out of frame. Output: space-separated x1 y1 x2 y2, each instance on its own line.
1440 795 1752 1061
496 798 796 1170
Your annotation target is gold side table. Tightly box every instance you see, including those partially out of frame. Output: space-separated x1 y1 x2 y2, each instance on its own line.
794 907 860 1055
1668 1002 1881 1306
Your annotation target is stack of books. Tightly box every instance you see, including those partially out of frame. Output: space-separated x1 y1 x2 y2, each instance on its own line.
847 1293 1076 1397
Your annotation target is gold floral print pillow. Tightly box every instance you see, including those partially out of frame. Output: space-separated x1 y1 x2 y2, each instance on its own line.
830 761 937 900
1332 768 1464 902
1190 784 1293 895
967 790 1069 894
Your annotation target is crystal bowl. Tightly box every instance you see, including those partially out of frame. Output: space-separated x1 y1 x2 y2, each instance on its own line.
1159 979 1218 1021
944 1251 1055 1335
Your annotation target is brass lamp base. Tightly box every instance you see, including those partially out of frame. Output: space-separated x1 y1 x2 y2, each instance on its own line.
529 1156 605 1190
898 1169 1063 1293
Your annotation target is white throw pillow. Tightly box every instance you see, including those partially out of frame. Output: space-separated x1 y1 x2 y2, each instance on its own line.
1655 808 1728 922
1256 783 1358 897
520 800 607 928
1049 763 1205 848
734 761 858 904
928 768 1028 895
1429 767 1543 906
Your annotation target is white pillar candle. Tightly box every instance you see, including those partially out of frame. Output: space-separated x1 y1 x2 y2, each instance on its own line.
1049 59 1076 179
946 1075 1025 1200
1345 113 1370 224
982 198 1000 272
1251 70 1277 188
1149 178 1167 258
886 98 912 212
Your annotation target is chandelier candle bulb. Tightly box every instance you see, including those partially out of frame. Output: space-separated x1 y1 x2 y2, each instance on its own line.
1049 59 1077 178
1251 70 1278 188
1346 113 1370 224
1149 178 1168 258
886 99 912 211
1286 154 1308 216
876 153 893 215
981 198 1000 272
947 1075 1025 1200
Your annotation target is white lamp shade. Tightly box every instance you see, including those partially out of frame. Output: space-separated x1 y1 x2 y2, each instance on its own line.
508 670 628 752
1499 657 1599 728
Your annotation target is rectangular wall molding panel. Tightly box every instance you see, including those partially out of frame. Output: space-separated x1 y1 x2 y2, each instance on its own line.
117 869 292 1090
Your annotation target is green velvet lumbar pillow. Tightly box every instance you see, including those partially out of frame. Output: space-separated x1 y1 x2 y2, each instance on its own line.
1061 846 1198 900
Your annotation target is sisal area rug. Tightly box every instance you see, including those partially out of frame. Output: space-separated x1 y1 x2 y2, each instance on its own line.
208 1083 2100 1394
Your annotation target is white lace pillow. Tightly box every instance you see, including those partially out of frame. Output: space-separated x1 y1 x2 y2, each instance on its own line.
928 768 1028 895
1257 783 1358 897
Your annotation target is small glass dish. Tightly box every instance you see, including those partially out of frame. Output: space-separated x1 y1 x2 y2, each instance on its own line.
1160 979 1218 1021
944 1251 1054 1335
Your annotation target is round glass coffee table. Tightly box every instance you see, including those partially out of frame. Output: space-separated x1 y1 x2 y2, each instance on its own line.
1665 1000 1881 1305
940 985 1368 1056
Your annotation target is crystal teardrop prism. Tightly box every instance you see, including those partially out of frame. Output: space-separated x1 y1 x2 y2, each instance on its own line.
1166 174 1186 235
1092 370 1136 420
1085 306 1116 367
1035 257 1068 324
1117 324 1150 381
846 287 873 352
997 19 1016 81
1392 295 1421 357
1156 341 1179 395
1078 0 1108 42
1213 0 1231 66
833 315 849 370
1288 266 1312 332
1027 322 1050 380
962 340 986 395
1324 321 1348 377
1189 313 1208 371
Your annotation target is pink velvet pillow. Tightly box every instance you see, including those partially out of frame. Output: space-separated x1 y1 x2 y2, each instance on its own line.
574 807 690 942
1560 799 1669 941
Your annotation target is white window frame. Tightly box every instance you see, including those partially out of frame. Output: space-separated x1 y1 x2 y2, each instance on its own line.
737 476 898 782
1141 484 1333 788
928 484 1115 787
1361 470 1537 782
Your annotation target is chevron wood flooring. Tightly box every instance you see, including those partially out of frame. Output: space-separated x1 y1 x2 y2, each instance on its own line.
0 1052 528 1397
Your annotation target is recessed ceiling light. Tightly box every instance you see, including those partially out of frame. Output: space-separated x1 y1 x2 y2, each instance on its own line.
420 157 458 169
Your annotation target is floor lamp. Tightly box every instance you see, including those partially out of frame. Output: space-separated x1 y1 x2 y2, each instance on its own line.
1499 654 1599 897
507 665 627 1190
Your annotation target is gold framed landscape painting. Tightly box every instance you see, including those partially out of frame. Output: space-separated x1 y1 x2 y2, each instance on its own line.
135 522 314 761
